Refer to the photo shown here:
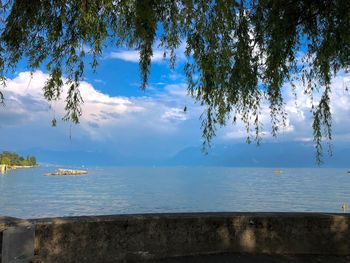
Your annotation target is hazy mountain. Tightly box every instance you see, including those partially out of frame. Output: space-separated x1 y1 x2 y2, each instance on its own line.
14 142 350 167
164 142 350 168
17 148 167 166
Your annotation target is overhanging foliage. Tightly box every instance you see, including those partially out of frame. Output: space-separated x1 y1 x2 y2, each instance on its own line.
0 0 349 163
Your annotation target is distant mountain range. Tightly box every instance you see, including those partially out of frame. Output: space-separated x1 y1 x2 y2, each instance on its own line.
16 142 350 167
164 142 350 167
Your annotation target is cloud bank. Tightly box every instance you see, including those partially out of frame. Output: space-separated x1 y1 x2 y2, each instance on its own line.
0 71 197 158
1 70 349 164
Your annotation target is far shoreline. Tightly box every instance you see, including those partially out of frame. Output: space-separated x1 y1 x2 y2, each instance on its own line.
0 164 38 173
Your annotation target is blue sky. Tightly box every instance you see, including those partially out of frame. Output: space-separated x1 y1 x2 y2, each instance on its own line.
1 42 350 166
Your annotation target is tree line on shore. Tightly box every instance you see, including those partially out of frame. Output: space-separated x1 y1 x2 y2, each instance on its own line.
0 151 37 166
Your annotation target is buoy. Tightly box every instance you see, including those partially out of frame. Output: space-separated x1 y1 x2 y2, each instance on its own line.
341 203 347 212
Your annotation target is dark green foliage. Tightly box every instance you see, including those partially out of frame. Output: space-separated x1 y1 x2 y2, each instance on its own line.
0 0 349 163
0 151 37 166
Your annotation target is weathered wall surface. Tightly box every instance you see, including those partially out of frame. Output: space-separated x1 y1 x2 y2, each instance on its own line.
1 213 350 263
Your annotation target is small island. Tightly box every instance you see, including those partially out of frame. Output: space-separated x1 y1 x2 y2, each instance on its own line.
0 151 37 173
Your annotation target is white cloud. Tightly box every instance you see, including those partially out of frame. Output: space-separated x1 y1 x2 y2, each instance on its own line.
1 70 349 159
1 71 198 146
161 108 187 122
164 83 188 97
220 73 350 143
109 50 165 63
168 72 185 81
297 137 313 142
108 41 187 64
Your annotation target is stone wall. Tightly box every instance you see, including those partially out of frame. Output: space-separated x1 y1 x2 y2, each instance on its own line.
1 213 350 263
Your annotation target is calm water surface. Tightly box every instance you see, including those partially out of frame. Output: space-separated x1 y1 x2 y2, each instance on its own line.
0 166 349 218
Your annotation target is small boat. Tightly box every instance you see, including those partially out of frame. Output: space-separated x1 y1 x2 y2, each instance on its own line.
274 170 284 174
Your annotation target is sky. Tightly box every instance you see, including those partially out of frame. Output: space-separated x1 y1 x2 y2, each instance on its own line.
1 42 350 166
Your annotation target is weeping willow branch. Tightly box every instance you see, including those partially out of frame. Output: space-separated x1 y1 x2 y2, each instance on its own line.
0 0 349 164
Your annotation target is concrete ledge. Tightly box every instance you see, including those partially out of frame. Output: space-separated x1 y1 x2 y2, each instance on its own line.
1 213 350 263
0 217 35 263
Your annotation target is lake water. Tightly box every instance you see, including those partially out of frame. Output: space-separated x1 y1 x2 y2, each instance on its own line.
0 166 349 219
